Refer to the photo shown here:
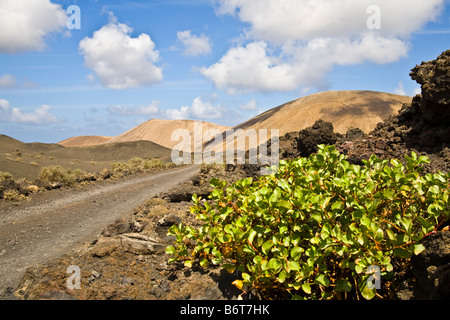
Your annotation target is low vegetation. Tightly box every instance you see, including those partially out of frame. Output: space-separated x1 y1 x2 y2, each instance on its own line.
3 189 30 202
0 171 12 181
38 166 89 188
110 157 176 177
166 145 450 300
0 157 177 201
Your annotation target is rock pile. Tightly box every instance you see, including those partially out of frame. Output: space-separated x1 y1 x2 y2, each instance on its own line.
337 50 450 174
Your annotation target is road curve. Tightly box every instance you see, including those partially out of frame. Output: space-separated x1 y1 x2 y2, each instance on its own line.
0 165 199 299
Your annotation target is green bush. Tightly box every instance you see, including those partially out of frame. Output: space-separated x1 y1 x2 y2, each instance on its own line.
38 166 87 188
166 145 449 300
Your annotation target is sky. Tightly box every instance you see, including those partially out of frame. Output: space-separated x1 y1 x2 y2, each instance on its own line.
0 0 449 143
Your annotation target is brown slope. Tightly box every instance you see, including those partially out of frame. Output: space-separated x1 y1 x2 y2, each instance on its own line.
0 135 173 180
58 135 114 148
111 119 230 151
205 90 412 152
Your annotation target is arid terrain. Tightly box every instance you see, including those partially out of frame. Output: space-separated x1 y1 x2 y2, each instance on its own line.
0 134 173 181
0 50 448 301
0 165 199 299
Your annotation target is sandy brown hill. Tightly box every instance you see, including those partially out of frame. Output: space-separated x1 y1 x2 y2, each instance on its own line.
111 119 230 151
58 136 114 148
205 90 412 152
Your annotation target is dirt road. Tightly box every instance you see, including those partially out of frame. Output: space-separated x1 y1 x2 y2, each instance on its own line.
0 165 199 299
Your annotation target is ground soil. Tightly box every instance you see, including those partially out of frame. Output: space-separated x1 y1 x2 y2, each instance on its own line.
0 165 199 299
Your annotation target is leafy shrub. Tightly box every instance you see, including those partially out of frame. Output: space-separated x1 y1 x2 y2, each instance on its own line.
0 171 13 181
111 157 175 176
38 166 87 188
166 145 449 300
3 189 29 202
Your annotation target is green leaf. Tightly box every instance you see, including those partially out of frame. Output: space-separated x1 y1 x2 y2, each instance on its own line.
393 248 412 259
222 264 236 274
241 272 251 281
268 258 282 271
311 212 322 224
358 277 377 300
288 260 300 272
413 243 426 255
290 247 304 260
429 185 440 195
361 214 371 229
383 189 395 200
165 245 175 255
386 229 396 241
278 271 287 283
314 274 330 287
199 258 208 268
302 283 312 294
335 279 352 292
277 179 291 191
321 223 331 240
248 229 257 244
331 201 344 211
262 240 275 254
277 200 292 210
269 188 281 206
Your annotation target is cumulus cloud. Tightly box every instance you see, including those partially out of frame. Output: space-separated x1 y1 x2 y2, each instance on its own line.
240 99 258 111
205 0 444 93
0 0 67 53
216 0 444 42
177 30 212 56
166 96 223 120
0 99 60 124
108 101 160 116
79 21 163 90
0 74 18 88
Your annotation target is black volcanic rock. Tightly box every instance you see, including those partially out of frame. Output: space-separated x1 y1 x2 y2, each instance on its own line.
410 50 450 125
297 120 338 157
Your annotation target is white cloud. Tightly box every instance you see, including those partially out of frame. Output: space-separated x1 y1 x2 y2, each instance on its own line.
0 99 60 124
240 99 257 111
177 30 212 56
79 21 163 90
108 101 160 116
202 36 409 94
0 0 67 53
394 81 407 96
201 41 297 93
166 106 191 120
215 0 444 42
413 87 422 96
0 74 18 88
166 96 223 120
206 0 444 93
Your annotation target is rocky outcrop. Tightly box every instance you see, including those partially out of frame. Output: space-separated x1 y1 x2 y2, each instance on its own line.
410 50 450 125
297 120 338 157
335 50 450 173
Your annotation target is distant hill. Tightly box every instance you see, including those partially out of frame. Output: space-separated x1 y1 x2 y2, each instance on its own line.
205 90 412 152
1 90 413 177
0 135 173 180
58 136 114 148
110 119 231 151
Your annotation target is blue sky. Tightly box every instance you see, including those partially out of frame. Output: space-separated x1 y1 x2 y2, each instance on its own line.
0 0 449 143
